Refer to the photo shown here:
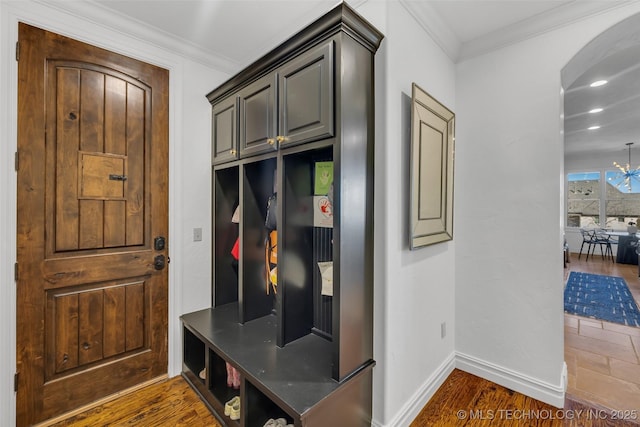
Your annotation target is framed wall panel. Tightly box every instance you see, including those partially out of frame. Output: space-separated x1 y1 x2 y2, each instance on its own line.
410 83 455 248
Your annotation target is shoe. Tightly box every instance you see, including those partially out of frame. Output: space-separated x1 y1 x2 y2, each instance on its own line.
263 419 276 427
229 397 241 421
224 396 240 417
225 362 233 387
232 366 241 389
274 419 287 426
198 368 206 380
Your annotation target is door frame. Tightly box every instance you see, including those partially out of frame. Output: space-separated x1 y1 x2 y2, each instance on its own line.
1 4 183 425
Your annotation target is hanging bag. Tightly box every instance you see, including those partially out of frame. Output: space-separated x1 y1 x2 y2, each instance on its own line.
265 230 277 294
264 193 278 294
265 194 277 231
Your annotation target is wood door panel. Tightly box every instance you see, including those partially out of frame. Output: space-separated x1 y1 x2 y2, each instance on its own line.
53 294 79 373
103 286 126 357
105 75 127 154
50 63 148 253
42 252 154 288
80 70 106 152
46 280 148 379
126 84 146 246
55 67 81 252
17 23 168 426
79 200 104 249
78 290 105 365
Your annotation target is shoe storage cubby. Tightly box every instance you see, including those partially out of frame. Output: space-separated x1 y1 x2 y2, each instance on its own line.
183 328 205 385
182 4 382 426
208 349 240 411
245 381 292 427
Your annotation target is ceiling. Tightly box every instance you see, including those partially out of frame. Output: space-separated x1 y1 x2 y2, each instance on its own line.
47 0 639 157
564 43 640 157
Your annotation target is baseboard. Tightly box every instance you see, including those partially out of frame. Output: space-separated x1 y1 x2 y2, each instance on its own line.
455 352 565 408
374 352 455 427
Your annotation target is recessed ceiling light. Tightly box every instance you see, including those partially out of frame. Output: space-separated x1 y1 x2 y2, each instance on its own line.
589 108 603 113
590 80 608 87
588 125 601 130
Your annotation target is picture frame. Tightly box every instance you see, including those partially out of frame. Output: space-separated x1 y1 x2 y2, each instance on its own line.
410 83 455 249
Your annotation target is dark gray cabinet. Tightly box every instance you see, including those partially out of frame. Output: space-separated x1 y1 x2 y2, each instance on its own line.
183 4 382 426
212 95 238 164
233 39 334 159
238 74 277 157
278 39 334 148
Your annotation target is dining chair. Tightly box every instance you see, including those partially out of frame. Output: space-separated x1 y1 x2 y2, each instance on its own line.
578 228 596 260
590 229 614 262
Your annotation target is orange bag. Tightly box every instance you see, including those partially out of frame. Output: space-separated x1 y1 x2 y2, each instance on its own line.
265 230 277 294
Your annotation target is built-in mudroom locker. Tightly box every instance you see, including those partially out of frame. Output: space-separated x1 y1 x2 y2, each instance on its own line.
180 4 383 426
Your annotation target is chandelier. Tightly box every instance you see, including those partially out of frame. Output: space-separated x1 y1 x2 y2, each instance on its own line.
612 142 640 192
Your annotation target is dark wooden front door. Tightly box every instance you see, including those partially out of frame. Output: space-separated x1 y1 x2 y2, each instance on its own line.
16 23 169 426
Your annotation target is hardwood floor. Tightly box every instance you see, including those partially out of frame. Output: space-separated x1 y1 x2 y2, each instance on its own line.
564 254 640 413
48 370 639 427
411 369 639 426
46 376 221 427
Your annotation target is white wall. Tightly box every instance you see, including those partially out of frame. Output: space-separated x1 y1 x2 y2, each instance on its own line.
357 2 458 425
455 1 640 408
0 1 229 425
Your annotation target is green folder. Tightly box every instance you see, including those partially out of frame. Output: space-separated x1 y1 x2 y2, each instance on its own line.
315 161 333 195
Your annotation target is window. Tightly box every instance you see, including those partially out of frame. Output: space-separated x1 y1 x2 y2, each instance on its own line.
567 172 600 227
605 170 640 230
566 170 640 230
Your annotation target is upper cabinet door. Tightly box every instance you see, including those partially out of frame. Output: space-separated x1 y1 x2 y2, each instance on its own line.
278 40 334 147
238 73 278 157
212 95 238 164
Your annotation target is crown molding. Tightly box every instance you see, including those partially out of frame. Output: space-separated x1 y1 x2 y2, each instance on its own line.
401 0 634 64
35 0 241 74
458 0 635 62
398 0 462 62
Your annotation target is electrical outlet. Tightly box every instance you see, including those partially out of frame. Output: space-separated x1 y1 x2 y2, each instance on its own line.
193 227 203 242
441 322 446 338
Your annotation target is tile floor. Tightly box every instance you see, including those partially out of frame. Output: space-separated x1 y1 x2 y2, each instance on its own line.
565 254 640 412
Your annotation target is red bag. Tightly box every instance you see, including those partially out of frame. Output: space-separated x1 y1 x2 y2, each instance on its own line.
231 237 239 260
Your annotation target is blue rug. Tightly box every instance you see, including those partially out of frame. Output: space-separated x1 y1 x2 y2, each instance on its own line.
564 272 640 327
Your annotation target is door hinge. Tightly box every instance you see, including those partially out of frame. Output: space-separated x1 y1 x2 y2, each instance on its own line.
14 262 18 282
14 372 18 392
15 41 19 61
15 151 19 172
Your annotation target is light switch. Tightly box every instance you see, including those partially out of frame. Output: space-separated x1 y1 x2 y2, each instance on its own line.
193 228 203 242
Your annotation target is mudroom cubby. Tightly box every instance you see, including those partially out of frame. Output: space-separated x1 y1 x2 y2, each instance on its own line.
182 3 382 426
214 165 239 307
240 157 277 323
183 327 205 385
244 381 292 427
278 144 334 348
207 349 240 412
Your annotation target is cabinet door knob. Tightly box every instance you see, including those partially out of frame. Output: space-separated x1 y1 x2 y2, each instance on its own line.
230 149 237 155
267 138 275 146
276 135 286 144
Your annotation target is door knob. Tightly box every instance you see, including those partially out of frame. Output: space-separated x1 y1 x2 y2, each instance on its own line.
154 236 166 251
154 255 166 270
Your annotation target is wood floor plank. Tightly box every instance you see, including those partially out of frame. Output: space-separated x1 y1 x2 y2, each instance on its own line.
411 369 640 426
47 376 221 426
